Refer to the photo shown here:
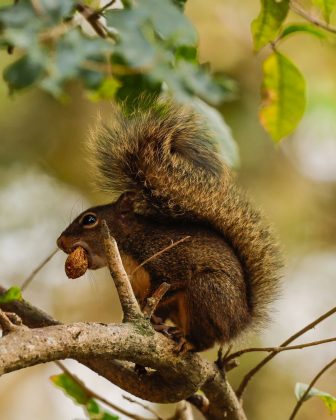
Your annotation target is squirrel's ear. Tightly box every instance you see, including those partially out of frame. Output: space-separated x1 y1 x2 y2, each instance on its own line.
116 191 137 215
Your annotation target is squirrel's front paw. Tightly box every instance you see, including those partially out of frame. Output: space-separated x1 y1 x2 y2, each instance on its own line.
152 323 193 353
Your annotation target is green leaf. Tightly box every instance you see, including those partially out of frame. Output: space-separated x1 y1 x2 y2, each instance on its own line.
105 9 155 67
0 286 22 303
138 0 197 46
86 399 119 420
295 383 336 415
312 0 336 23
172 0 188 10
260 51 306 142
251 0 289 51
51 373 90 405
87 76 120 101
189 97 239 168
3 54 44 91
279 23 326 40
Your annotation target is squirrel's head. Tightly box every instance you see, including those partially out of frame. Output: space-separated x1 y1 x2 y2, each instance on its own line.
56 192 137 270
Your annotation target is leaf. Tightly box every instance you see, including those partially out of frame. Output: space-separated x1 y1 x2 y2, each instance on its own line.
3 54 44 91
87 76 120 101
251 0 289 51
105 9 156 67
188 97 239 168
138 0 197 46
312 0 336 23
0 286 22 303
260 51 306 142
295 383 336 415
51 373 90 405
86 399 119 420
279 23 326 40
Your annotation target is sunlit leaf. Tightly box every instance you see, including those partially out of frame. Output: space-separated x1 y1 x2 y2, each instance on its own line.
312 0 336 23
87 76 120 101
0 286 22 303
279 23 326 40
251 0 289 51
260 51 305 142
295 383 336 415
51 373 90 405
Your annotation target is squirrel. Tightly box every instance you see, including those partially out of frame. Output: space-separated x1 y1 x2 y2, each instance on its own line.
57 99 282 352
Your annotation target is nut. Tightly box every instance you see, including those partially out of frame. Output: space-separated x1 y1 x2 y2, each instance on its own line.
65 246 88 279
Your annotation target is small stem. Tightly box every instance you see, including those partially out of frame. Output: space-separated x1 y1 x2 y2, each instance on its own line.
289 357 336 420
290 1 336 34
143 282 170 319
123 395 163 420
101 220 142 322
98 0 117 14
225 337 336 363
131 237 190 276
21 249 58 291
236 306 336 398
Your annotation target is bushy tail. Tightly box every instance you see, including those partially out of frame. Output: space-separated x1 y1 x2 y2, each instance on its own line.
89 100 283 326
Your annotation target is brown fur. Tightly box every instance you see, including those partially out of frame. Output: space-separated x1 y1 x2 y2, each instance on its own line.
57 99 282 351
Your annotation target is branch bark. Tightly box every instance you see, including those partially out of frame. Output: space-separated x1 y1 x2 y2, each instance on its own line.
0 224 247 420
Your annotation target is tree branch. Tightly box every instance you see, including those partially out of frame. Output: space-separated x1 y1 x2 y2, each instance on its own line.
236 306 336 398
102 220 143 322
224 337 336 363
0 222 247 420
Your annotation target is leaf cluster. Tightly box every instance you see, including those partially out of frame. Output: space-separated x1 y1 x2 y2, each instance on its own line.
252 0 336 142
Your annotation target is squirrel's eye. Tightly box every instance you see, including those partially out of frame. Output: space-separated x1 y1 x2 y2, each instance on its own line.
81 214 97 226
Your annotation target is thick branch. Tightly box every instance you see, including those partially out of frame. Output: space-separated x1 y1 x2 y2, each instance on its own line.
0 319 246 420
0 287 246 419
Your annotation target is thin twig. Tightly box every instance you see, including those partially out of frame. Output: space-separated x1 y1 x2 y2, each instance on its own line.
76 2 108 38
55 361 153 420
290 1 336 34
289 357 336 420
224 337 336 363
102 220 143 322
131 237 190 276
123 395 163 420
143 282 171 319
236 306 336 398
21 249 59 291
97 0 117 14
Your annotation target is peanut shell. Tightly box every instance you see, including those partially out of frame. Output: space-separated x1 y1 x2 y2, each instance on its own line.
65 246 88 279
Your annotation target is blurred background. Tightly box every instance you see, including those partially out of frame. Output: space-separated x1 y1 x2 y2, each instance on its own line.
0 0 335 419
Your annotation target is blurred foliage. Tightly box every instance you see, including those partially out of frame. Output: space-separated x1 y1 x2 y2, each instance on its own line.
0 0 238 166
0 0 336 147
51 372 119 420
0 286 22 303
251 0 336 141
